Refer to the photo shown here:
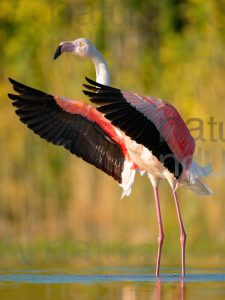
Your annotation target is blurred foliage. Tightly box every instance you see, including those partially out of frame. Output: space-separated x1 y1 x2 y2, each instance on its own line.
0 0 224 266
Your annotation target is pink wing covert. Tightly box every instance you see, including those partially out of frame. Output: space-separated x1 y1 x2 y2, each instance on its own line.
122 91 195 168
55 96 127 157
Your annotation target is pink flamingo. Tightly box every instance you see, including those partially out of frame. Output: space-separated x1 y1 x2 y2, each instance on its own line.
8 38 212 277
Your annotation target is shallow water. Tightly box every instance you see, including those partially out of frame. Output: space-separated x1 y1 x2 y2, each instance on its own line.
0 266 224 300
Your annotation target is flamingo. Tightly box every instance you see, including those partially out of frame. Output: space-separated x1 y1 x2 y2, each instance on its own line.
8 38 212 277
82 77 213 277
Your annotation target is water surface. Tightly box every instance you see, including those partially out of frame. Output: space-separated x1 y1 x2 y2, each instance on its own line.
0 266 224 299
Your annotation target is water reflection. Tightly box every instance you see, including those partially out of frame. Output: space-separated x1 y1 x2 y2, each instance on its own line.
121 280 185 300
155 280 162 300
122 285 136 300
155 280 185 300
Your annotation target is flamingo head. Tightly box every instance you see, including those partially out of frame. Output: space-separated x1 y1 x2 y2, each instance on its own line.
53 38 97 60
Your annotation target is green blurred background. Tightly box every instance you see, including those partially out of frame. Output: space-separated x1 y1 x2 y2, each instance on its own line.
0 0 224 268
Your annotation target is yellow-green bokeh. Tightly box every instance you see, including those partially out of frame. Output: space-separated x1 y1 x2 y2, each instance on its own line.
0 0 224 267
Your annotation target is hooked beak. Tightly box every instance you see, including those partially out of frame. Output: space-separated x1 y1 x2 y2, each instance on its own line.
53 42 75 60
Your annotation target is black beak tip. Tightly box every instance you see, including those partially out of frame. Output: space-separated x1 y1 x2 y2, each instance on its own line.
53 45 62 60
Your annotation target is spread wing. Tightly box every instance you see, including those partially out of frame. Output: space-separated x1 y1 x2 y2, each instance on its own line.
83 78 195 178
8 78 125 183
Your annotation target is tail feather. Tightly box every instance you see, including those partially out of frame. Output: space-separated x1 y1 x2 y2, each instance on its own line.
187 161 212 184
184 177 213 195
183 161 213 195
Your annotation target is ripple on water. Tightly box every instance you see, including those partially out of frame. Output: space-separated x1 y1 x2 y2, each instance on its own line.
0 267 224 284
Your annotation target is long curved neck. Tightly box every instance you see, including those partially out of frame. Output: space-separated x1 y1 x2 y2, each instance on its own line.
91 50 110 85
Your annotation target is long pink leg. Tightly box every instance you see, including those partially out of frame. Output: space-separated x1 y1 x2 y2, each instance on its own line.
173 190 186 277
153 186 164 277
